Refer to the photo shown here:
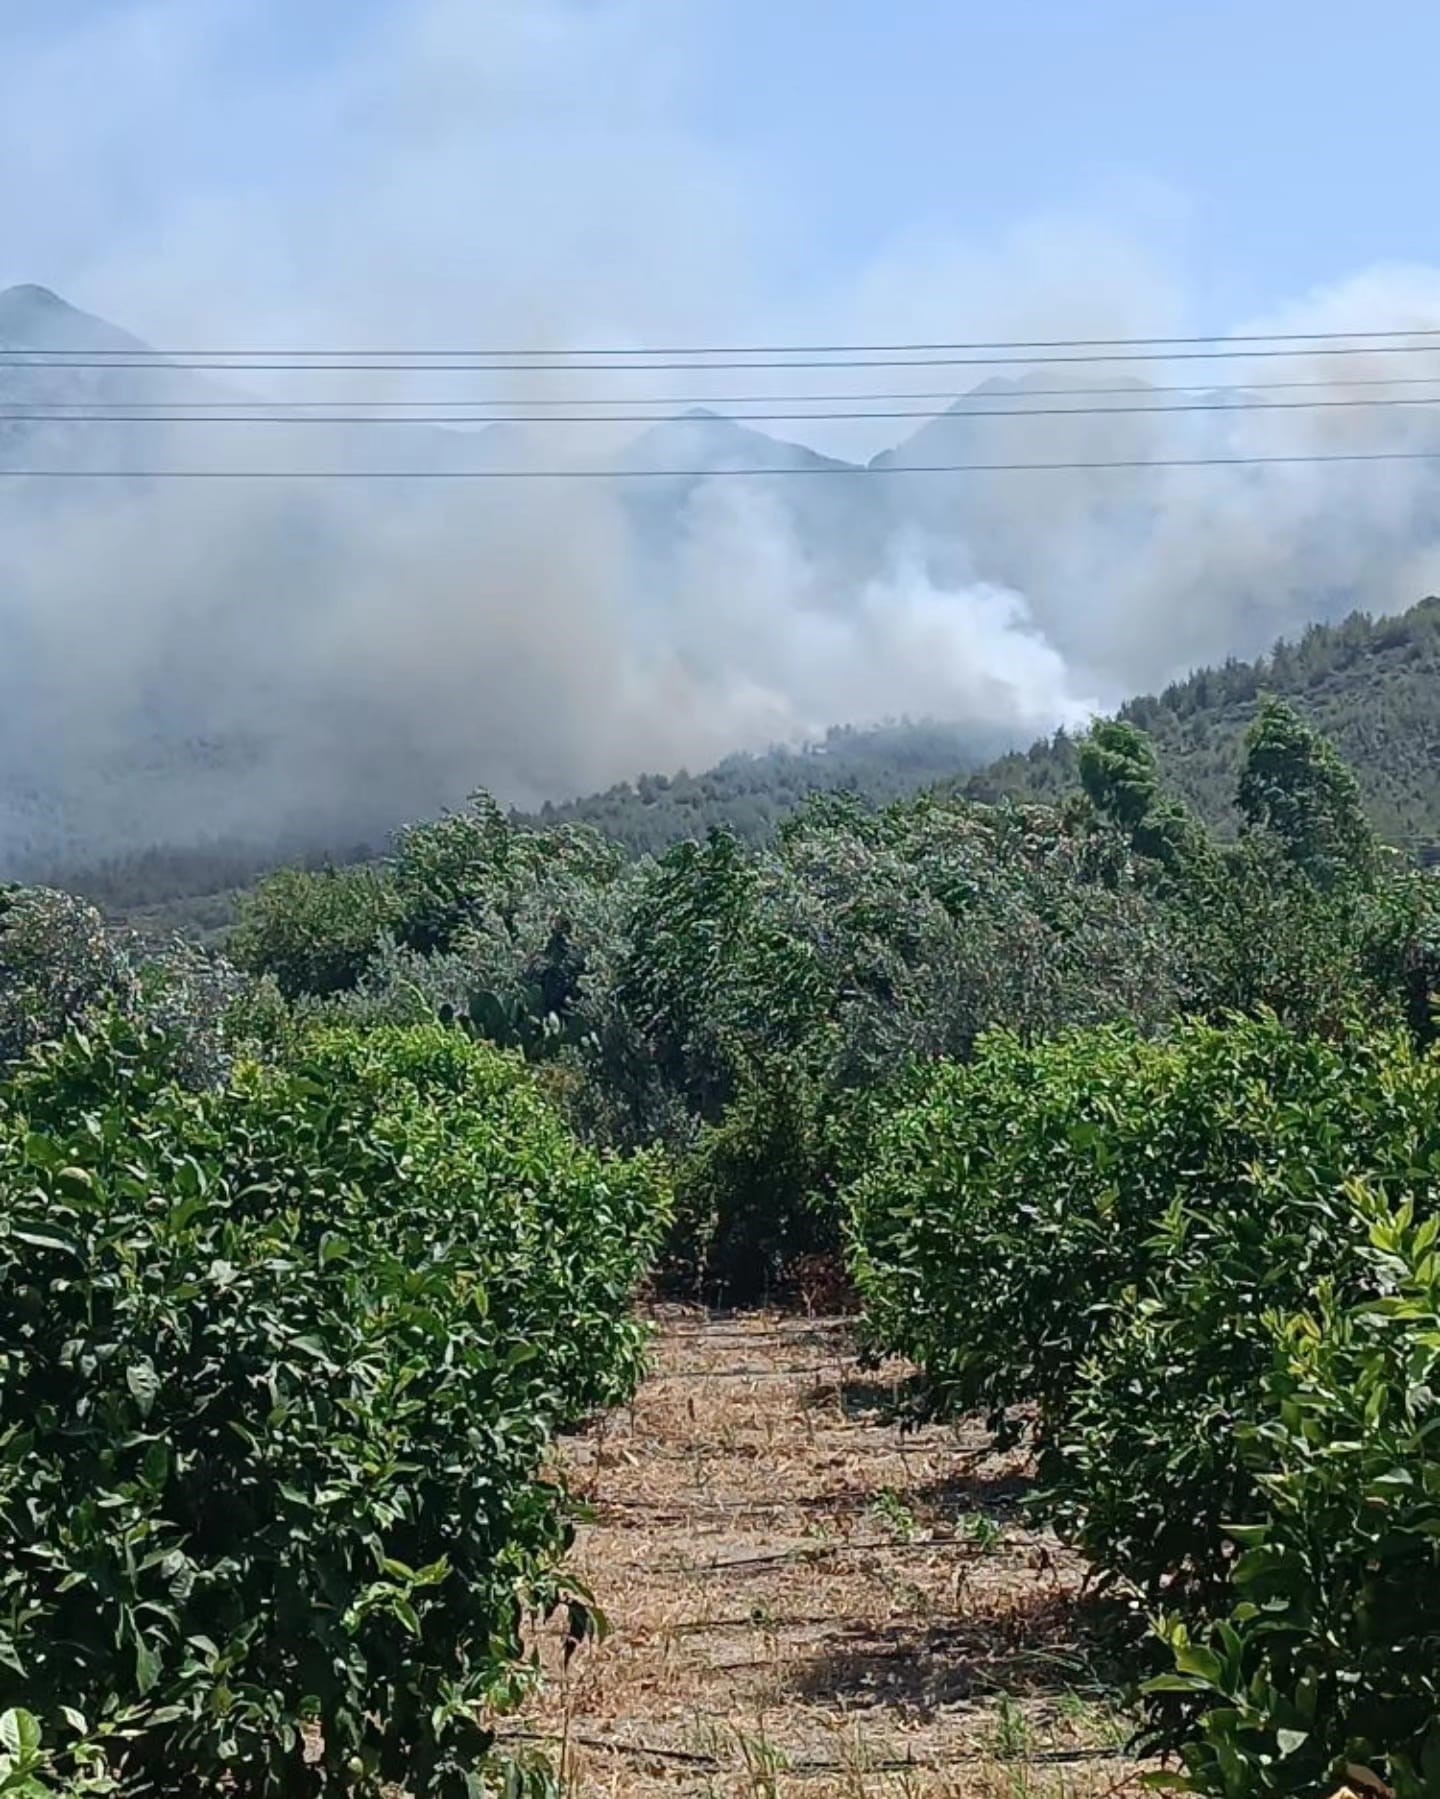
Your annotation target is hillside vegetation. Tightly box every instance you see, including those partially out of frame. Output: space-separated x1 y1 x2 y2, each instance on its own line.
969 594 1440 849
520 719 997 854
38 596 1440 924
544 593 1440 856
7 695 1440 1794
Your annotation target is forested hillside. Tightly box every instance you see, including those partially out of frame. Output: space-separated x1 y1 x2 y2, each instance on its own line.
53 596 1440 925
517 719 997 853
45 720 994 922
968 594 1440 849
501 594 1440 864
539 593 1440 856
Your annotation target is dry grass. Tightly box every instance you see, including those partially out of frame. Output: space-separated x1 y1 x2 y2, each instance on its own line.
511 1309 1143 1797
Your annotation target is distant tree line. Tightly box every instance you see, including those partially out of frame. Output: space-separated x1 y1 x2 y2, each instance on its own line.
24 594 1440 929
969 593 1440 852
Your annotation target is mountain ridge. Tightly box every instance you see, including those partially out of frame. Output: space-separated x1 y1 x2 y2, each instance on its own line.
11 285 1440 899
0 282 149 351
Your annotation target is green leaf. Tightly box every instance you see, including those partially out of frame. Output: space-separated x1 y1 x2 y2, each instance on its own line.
135 1638 161 1696
6 1776 51 1799
142 1440 171 1489
1172 1642 1224 1685
127 1362 160 1420
1142 1674 1207 1694
22 1133 63 1170
0 1712 40 1761
288 1335 338 1367
9 1228 77 1256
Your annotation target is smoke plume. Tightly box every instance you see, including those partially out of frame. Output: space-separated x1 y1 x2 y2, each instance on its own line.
3 2 1440 872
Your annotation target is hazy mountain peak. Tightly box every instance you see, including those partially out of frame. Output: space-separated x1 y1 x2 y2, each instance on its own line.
1 282 68 312
0 283 149 353
622 408 855 473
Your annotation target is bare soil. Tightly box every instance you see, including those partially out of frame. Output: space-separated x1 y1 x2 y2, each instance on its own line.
512 1309 1143 1797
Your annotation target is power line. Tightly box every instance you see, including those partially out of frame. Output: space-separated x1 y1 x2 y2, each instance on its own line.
9 394 1440 425
6 448 1440 477
4 324 1440 356
12 374 1440 409
9 343 1440 373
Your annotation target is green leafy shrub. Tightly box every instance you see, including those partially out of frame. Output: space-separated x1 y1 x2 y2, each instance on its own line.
1236 695 1377 893
388 800 623 964
849 1025 1166 1428
848 1012 1440 1604
600 797 1179 1294
1 888 246 1088
0 888 137 1064
848 1022 1186 1429
851 1017 1440 1444
229 865 397 998
1069 704 1437 1045
1049 1174 1374 1613
1045 1035 1440 1611
851 1014 1440 1786
234 784 1187 1302
668 1060 835 1299
0 1017 667 1797
1168 837 1433 1040
1151 1188 1440 1798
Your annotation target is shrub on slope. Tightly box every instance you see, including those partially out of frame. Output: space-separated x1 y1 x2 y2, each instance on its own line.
0 1018 667 1796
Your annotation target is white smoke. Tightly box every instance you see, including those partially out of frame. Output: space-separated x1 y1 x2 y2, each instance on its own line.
3 2 1440 871
661 479 1095 743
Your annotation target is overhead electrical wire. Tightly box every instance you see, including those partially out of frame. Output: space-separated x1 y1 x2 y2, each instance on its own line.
8 393 1440 425
6 324 1440 474
8 343 1440 372
4 324 1440 357
7 449 1440 478
11 374 1440 410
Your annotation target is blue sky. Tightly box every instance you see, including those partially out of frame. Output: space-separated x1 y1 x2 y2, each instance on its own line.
687 0 1440 320
3 0 1439 356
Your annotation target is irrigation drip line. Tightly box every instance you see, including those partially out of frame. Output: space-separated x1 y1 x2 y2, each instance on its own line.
658 1609 909 1634
498 1729 717 1769
650 1534 1023 1575
581 1427 965 1455
570 1430 961 1465
656 1316 859 1332
495 1726 1135 1775
588 1489 880 1512
647 1363 855 1381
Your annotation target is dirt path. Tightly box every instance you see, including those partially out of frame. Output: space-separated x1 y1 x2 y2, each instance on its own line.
514 1310 1138 1797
